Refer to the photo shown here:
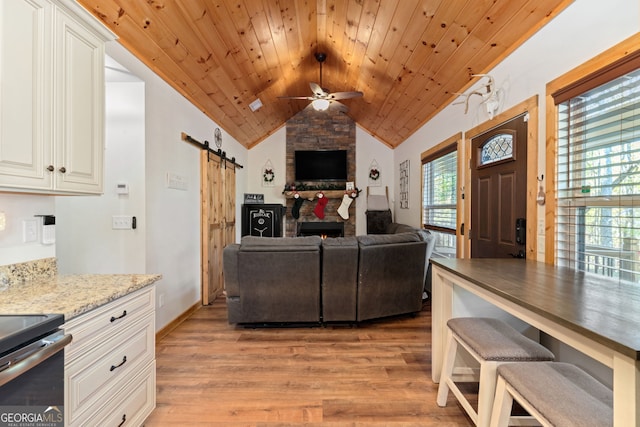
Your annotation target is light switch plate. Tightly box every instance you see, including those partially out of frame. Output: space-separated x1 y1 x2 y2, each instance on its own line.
112 215 133 230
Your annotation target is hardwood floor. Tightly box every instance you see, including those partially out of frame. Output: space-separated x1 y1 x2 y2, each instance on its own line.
144 298 474 426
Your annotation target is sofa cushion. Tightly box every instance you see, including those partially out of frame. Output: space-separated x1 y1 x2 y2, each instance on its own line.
384 222 402 234
322 236 359 247
239 235 321 252
322 236 359 322
357 231 422 247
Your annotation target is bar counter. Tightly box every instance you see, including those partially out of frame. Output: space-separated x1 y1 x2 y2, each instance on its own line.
430 258 640 427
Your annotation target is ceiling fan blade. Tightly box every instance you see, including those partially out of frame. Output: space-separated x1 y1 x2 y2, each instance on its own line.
278 96 314 100
327 91 363 100
310 82 328 97
329 101 349 112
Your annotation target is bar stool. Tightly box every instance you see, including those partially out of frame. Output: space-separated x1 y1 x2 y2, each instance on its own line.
490 362 613 427
436 317 555 427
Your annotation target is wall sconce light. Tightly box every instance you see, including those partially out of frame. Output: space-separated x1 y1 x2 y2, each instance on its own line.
312 98 330 111
0 212 5 231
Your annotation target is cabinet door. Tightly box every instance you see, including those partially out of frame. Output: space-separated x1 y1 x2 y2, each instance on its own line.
54 7 105 193
0 0 53 190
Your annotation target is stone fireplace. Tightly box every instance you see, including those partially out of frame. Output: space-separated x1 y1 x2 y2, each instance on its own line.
284 107 356 237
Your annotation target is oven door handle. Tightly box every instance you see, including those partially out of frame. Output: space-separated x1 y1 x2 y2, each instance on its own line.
0 333 72 388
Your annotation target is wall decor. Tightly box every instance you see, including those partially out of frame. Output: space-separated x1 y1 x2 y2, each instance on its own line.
368 159 381 186
244 193 265 204
399 159 409 209
262 159 275 187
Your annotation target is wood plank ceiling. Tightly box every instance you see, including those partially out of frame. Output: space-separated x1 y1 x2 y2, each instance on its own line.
78 0 573 149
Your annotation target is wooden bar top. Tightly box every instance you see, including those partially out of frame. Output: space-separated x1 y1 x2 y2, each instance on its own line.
431 258 640 360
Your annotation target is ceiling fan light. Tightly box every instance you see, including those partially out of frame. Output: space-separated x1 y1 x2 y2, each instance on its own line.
312 98 330 111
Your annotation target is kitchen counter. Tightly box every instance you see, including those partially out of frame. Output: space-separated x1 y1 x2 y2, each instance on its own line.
0 274 161 320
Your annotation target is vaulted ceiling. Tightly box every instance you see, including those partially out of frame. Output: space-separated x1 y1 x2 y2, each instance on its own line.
78 0 572 149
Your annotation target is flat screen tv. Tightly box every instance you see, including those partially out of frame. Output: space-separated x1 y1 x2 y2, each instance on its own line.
295 150 347 181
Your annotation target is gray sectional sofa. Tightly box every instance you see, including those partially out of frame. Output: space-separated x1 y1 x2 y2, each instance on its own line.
223 223 435 325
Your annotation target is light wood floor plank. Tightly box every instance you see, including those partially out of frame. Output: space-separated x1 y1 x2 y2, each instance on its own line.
144 298 473 426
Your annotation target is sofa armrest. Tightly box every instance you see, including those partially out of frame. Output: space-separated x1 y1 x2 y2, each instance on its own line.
223 244 241 297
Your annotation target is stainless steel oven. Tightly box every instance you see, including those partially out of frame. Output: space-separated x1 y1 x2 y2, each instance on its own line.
0 314 71 426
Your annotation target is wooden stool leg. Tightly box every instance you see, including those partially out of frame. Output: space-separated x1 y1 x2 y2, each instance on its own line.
477 361 499 427
437 328 458 407
489 376 513 427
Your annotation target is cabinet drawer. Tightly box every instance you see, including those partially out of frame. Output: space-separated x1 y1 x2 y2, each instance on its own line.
66 314 154 424
76 361 156 427
64 286 154 361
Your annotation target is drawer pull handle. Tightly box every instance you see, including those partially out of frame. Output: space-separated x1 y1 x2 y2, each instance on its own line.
110 356 127 372
117 414 126 427
110 310 127 322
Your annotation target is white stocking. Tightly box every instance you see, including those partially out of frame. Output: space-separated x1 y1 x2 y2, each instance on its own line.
337 194 353 220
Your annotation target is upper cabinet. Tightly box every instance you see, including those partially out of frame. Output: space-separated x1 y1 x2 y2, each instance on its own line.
0 0 115 194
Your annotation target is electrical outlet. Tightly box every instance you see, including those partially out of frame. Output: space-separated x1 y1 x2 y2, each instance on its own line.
159 294 165 308
112 215 133 230
23 219 37 243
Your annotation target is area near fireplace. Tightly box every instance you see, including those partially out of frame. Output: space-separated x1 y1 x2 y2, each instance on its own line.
284 107 356 237
297 222 344 238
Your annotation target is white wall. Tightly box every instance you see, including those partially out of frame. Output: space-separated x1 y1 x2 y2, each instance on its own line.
246 126 287 205
56 68 146 274
355 127 394 235
100 42 247 331
245 123 394 236
0 194 55 265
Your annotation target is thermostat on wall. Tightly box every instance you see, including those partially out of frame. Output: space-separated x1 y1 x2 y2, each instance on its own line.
116 182 129 194
35 215 55 245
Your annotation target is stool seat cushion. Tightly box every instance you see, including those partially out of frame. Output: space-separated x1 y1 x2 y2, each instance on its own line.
447 318 554 361
497 362 613 427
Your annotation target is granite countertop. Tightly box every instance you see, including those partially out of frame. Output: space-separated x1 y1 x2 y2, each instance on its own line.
0 273 161 320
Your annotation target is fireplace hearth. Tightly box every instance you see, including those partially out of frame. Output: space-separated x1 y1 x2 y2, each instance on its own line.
297 222 344 238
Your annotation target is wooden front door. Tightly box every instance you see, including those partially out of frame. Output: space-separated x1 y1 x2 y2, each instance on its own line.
201 151 236 305
471 114 527 258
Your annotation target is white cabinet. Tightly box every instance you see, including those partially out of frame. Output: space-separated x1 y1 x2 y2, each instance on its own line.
64 286 156 427
0 0 115 194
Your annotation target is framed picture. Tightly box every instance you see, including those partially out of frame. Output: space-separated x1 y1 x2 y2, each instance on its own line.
399 160 409 209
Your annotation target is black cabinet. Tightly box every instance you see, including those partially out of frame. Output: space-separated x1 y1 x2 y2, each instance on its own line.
241 204 284 237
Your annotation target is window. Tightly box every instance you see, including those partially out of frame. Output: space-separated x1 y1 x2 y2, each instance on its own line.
480 133 514 165
422 143 457 258
554 65 640 283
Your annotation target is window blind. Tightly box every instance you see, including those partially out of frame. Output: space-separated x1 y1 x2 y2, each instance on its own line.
556 67 640 282
422 148 457 232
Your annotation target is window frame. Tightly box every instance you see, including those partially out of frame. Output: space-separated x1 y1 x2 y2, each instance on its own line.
421 133 463 258
545 33 640 265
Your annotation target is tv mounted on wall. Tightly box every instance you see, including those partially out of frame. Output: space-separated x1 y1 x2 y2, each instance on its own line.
295 150 347 181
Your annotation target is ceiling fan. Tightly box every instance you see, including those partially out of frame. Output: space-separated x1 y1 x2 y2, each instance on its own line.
279 52 363 112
